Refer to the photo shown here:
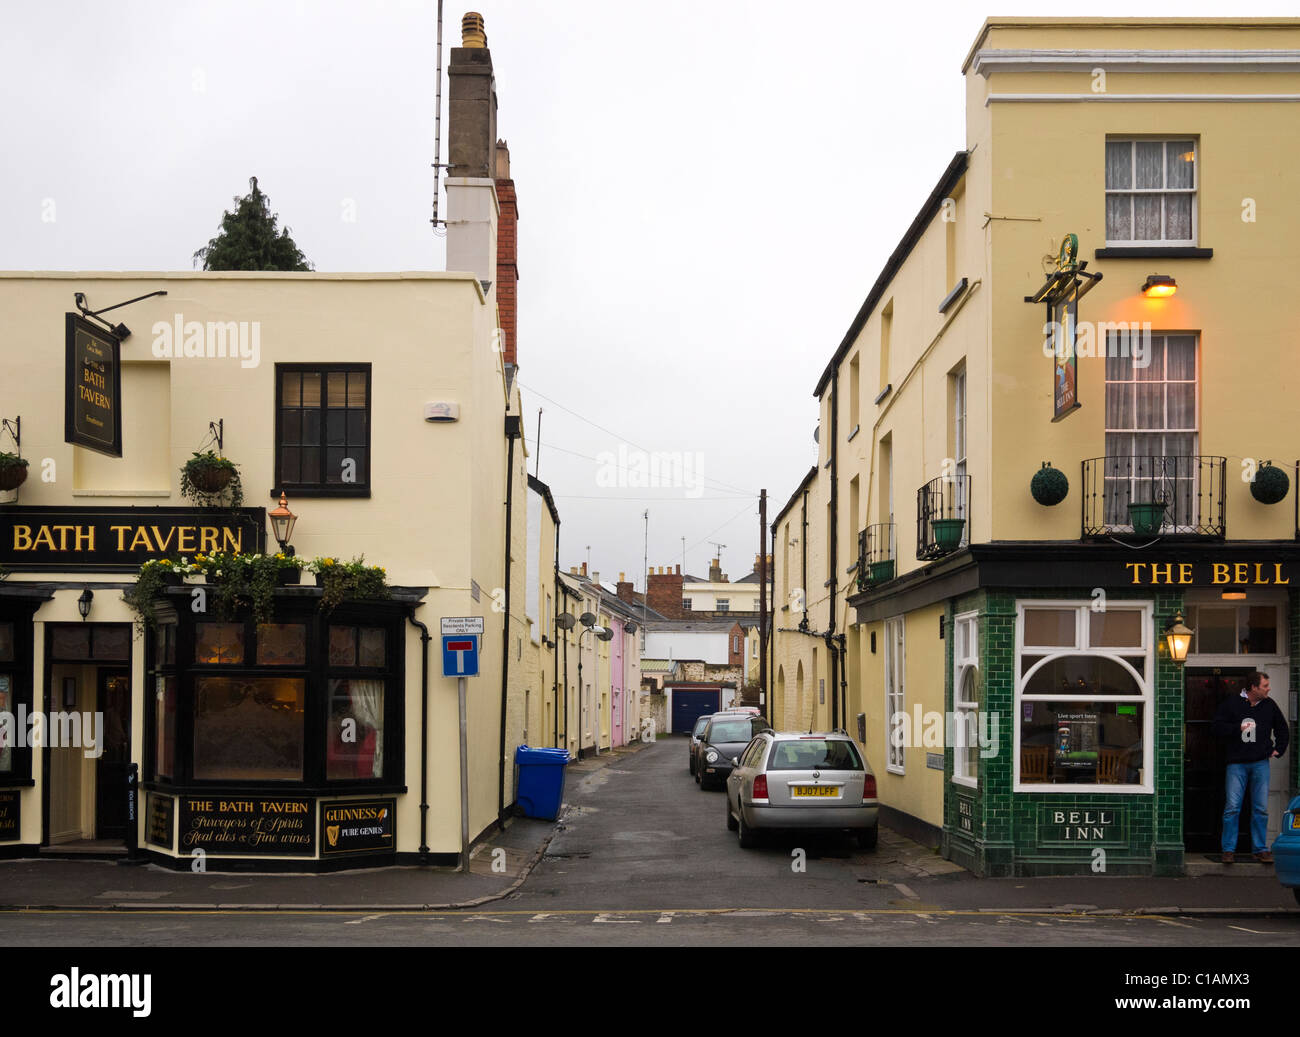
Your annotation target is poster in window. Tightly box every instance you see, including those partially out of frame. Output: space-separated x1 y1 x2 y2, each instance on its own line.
320 798 396 857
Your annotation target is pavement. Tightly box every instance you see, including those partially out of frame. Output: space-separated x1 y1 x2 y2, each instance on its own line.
1 737 1296 917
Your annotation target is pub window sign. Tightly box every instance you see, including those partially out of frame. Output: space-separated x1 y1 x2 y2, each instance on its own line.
65 313 122 457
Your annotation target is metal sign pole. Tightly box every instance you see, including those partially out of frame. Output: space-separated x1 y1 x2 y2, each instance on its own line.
458 674 469 872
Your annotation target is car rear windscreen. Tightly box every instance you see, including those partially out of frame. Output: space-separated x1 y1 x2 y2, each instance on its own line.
708 720 755 743
768 739 863 771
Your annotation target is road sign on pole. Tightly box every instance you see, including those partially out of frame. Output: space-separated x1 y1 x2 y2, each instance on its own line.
442 634 479 677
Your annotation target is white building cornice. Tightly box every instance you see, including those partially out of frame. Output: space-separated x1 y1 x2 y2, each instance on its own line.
972 48 1300 77
986 92 1300 105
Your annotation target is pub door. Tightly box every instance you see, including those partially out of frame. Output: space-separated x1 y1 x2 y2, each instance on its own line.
95 669 131 840
1184 668 1254 854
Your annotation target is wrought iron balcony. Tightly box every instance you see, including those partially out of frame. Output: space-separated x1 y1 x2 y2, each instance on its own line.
1081 455 1226 539
856 523 896 593
917 474 971 560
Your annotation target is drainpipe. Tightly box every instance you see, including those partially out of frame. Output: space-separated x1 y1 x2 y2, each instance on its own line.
553 525 561 749
406 608 431 861
499 414 521 826
828 371 840 731
799 490 809 631
562 609 570 755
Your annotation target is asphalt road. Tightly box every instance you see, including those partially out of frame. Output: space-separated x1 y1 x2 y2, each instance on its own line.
2 738 1298 949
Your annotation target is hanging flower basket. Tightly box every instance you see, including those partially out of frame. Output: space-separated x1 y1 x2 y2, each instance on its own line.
1250 463 1290 505
1128 501 1167 535
931 518 966 552
0 453 29 492
180 451 244 508
1030 462 1069 507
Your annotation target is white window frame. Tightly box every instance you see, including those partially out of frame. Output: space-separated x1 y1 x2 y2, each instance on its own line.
884 616 905 774
716 599 730 613
952 610 979 789
1104 137 1198 247
1014 600 1155 794
1103 332 1200 532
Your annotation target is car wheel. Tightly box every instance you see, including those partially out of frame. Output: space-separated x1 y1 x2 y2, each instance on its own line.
699 773 711 791
689 757 694 776
726 792 739 831
737 808 757 848
1294 888 1300 908
855 826 878 851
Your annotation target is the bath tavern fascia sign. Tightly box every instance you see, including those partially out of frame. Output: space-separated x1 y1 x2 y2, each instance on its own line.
0 506 265 572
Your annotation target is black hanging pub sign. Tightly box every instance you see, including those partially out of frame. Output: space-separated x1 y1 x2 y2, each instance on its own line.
1024 233 1103 423
65 313 122 457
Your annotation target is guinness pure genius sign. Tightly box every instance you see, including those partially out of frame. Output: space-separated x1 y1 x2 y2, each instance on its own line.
0 506 265 572
65 313 123 457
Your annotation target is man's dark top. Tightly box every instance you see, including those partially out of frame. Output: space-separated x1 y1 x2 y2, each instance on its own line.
1210 693 1290 764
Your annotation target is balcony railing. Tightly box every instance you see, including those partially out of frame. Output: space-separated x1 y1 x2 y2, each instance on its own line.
856 523 896 593
917 474 971 560
1081 455 1226 539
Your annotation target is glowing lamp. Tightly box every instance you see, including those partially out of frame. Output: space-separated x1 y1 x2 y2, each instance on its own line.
1142 275 1177 298
1164 611 1193 662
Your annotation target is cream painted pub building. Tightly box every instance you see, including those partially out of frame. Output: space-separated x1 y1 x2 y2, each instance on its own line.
771 17 1300 876
0 17 575 869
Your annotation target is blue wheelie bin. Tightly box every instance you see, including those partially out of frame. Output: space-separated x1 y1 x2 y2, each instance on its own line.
1273 794 1300 907
514 745 570 821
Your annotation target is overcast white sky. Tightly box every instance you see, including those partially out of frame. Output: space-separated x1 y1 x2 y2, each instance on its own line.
3 1 1295 588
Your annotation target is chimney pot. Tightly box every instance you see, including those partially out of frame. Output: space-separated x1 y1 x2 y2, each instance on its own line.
619 571 625 582
675 564 681 575
461 11 487 47
581 562 588 577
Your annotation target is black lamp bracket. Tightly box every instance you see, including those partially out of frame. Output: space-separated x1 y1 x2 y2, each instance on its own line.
0 416 18 450
74 290 168 336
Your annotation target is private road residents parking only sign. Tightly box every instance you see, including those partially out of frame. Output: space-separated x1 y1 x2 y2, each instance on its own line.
441 616 483 677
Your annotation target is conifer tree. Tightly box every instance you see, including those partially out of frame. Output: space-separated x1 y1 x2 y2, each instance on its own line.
193 176 313 271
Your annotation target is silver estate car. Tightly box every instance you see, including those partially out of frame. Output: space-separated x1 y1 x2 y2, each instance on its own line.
725 731 878 849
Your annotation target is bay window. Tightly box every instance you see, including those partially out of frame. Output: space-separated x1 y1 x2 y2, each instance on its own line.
1016 602 1153 792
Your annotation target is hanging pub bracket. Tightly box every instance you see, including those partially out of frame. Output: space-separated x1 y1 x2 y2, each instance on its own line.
1 416 18 450
208 419 224 453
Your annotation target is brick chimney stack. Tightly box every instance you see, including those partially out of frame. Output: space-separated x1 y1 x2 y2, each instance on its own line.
616 571 638 605
647 564 685 618
494 139 518 365
709 558 722 582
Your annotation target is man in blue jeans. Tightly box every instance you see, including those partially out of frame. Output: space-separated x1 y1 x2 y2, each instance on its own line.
1211 671 1290 863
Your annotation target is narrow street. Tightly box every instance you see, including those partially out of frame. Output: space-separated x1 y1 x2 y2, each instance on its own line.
3 738 1296 948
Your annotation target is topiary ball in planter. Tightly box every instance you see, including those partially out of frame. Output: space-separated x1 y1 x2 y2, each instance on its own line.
1250 463 1290 505
1030 462 1069 507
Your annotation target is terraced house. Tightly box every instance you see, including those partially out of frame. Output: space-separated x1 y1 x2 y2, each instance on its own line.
770 16 1300 876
